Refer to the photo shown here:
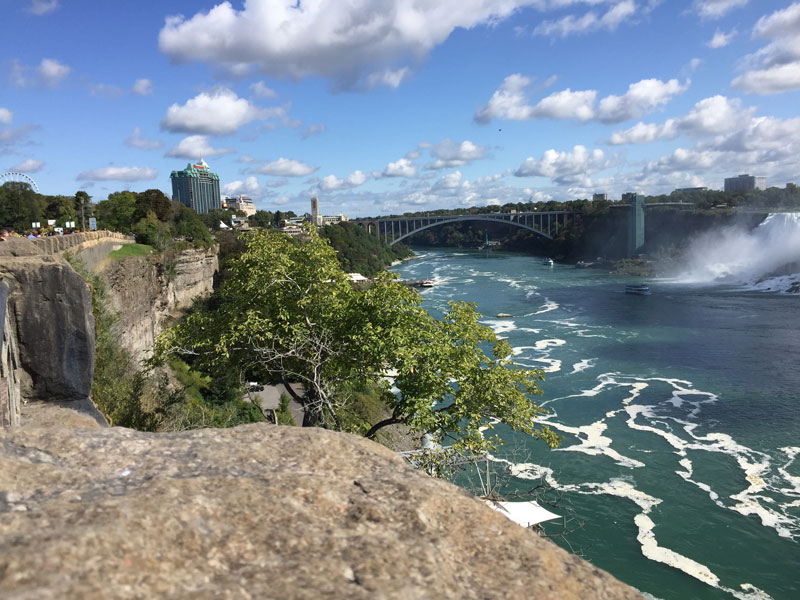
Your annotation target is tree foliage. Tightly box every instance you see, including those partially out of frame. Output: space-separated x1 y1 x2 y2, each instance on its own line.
154 228 558 455
320 221 412 277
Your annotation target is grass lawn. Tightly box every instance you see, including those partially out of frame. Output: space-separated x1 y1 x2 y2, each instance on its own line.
108 243 154 259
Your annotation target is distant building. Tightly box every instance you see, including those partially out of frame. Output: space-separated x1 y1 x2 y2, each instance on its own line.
593 193 608 201
621 192 639 203
724 174 766 193
311 197 320 226
321 214 348 225
226 195 256 217
674 187 708 193
170 159 221 214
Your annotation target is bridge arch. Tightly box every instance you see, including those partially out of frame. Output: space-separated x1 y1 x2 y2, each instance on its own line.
356 212 578 246
388 216 553 246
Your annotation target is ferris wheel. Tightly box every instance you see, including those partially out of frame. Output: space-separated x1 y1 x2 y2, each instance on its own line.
0 171 40 193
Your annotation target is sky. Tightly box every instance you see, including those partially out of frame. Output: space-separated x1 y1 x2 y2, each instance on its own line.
1 0 799 218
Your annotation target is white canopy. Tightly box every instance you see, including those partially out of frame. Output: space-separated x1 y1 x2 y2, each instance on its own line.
486 500 560 528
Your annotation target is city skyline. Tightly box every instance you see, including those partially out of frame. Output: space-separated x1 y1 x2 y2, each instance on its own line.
2 1 799 218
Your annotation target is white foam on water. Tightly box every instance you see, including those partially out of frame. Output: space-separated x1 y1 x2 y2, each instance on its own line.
550 419 645 469
531 299 559 314
482 319 517 335
777 447 800 500
577 479 722 587
570 358 597 374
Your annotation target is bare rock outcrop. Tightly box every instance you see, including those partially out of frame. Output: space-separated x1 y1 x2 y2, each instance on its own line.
0 424 639 599
0 249 94 404
100 247 217 362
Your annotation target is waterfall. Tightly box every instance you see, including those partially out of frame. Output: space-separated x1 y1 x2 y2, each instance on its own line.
676 213 800 292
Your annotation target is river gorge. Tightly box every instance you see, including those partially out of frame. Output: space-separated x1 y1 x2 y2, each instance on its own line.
392 214 800 599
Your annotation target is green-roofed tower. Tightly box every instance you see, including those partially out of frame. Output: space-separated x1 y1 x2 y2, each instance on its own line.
170 159 221 215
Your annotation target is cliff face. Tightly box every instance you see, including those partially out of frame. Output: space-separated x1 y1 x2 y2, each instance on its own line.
100 247 218 362
0 246 95 406
0 424 639 599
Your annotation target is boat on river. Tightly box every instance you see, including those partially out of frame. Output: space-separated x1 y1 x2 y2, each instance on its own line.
542 257 554 266
625 284 651 295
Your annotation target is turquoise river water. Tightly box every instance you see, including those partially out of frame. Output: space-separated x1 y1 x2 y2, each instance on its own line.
391 235 799 600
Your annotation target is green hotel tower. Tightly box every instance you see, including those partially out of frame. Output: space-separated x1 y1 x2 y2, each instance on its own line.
170 159 221 214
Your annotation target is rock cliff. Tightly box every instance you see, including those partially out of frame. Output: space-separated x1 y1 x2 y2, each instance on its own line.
0 242 95 406
0 423 640 599
100 247 217 362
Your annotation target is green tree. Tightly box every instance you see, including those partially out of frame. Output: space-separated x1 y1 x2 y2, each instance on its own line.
248 209 275 228
200 208 233 231
134 189 173 222
96 191 137 232
174 204 212 244
154 228 558 456
0 182 45 231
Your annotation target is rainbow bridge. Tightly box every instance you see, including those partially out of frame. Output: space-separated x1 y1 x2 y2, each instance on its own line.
354 211 578 246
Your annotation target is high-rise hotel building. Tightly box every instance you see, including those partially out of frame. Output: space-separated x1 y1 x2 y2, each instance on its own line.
170 159 221 214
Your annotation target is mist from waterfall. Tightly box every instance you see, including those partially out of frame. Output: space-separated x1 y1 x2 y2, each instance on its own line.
674 213 800 292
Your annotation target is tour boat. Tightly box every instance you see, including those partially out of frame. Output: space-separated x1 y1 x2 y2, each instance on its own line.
542 258 554 266
421 279 434 287
625 284 651 295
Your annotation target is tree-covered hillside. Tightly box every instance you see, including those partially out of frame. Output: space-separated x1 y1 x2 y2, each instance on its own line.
320 221 412 277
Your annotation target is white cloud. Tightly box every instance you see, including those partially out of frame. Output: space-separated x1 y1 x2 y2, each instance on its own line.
691 0 747 20
377 157 417 178
124 127 164 150
302 123 327 139
10 158 44 173
533 0 638 38
265 178 289 188
596 78 689 123
515 145 613 185
255 158 317 177
10 58 70 88
319 170 368 191
534 88 598 120
249 81 277 99
609 121 674 145
0 124 39 148
475 74 537 123
161 88 266 135
165 135 233 159
432 170 464 190
476 75 687 124
731 2 800 94
608 95 754 144
132 78 153 95
28 0 58 16
37 58 70 87
90 83 124 98
707 28 736 48
426 139 488 169
0 108 12 125
158 0 555 91
77 166 158 181
223 176 261 197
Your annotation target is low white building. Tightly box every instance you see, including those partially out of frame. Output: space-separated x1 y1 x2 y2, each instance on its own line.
225 195 256 217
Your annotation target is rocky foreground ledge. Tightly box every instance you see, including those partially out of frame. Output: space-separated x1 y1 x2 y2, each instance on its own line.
0 424 639 599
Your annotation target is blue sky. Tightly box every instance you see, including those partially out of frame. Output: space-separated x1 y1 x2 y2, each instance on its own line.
2 0 799 217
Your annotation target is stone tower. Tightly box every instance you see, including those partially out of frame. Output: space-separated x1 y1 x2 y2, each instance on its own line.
311 197 320 226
